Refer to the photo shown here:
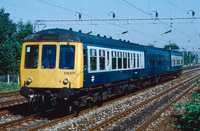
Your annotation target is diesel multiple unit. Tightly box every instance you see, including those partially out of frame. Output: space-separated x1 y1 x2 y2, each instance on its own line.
20 28 183 111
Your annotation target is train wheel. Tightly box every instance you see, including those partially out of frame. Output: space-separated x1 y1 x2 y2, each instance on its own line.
87 100 94 108
29 95 39 111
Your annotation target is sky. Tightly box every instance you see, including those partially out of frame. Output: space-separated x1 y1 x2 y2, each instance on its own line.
1 0 200 52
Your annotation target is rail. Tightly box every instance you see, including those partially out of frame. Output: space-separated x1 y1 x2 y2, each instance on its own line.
134 83 197 131
0 90 20 98
86 74 199 131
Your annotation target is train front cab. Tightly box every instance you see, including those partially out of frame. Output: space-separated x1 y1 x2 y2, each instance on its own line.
20 41 84 109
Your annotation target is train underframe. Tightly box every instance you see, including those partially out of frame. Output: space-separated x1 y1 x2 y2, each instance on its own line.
20 70 182 112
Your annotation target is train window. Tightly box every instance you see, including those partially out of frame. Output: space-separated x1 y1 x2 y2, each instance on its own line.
177 59 180 65
173 59 175 65
112 51 117 69
41 45 56 69
25 45 39 69
159 58 161 65
59 45 75 69
137 53 139 68
150 58 152 66
123 52 127 69
140 53 142 67
157 58 159 66
90 49 97 71
131 53 133 68
181 58 183 65
153 58 155 66
128 53 130 68
133 53 136 68
118 52 122 69
99 50 105 70
162 58 164 65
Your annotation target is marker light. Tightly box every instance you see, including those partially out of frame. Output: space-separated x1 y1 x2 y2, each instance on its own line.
63 78 69 84
27 77 33 83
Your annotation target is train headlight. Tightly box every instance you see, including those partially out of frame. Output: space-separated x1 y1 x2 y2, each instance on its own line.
63 78 69 84
27 77 33 83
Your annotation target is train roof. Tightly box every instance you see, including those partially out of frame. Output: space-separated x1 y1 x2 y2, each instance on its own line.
23 28 144 51
169 50 183 56
143 46 170 54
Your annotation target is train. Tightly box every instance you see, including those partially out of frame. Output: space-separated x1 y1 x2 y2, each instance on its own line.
19 28 183 111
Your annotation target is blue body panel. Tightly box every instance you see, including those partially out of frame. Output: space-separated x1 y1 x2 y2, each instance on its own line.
82 43 145 87
143 46 171 76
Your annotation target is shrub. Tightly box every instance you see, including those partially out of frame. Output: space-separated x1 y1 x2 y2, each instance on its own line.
172 91 200 130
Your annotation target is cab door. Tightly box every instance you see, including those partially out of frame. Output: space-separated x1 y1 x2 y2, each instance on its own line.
83 48 88 87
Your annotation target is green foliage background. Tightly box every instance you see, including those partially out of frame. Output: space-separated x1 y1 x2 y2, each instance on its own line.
0 8 33 75
0 82 20 92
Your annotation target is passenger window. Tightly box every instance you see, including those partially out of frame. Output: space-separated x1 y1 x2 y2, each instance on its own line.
112 51 117 69
128 53 130 68
150 58 152 66
133 53 136 68
177 59 180 65
131 53 133 68
181 59 183 65
157 58 159 66
140 53 142 67
118 52 122 69
123 52 127 68
162 58 164 65
137 53 139 67
99 50 105 70
90 49 97 71
159 58 161 65
173 59 175 65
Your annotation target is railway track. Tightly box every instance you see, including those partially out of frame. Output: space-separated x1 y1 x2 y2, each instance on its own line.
86 74 199 131
27 72 199 131
0 98 28 107
134 83 197 131
0 67 199 130
0 90 19 98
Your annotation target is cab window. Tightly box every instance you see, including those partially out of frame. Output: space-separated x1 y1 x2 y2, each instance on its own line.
41 45 56 69
59 45 75 69
25 45 39 69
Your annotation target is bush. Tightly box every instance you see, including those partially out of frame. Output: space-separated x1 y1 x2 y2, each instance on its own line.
0 82 20 92
171 91 200 130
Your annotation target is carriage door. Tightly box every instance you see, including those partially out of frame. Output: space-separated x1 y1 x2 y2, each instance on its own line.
106 50 111 71
83 49 88 86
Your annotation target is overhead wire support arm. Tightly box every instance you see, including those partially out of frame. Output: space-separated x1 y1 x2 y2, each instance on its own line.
33 17 200 32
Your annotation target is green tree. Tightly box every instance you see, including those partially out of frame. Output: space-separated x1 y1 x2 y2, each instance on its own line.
147 43 155 47
0 8 18 75
164 43 180 51
0 8 16 43
0 8 33 75
16 20 33 45
15 20 33 64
